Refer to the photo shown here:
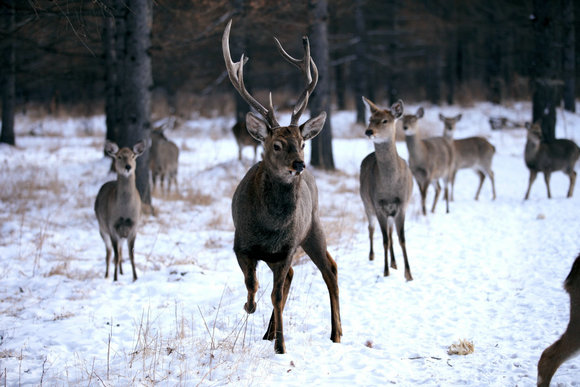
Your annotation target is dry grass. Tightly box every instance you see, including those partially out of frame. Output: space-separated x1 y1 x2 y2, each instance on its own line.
448 339 475 355
182 188 215 207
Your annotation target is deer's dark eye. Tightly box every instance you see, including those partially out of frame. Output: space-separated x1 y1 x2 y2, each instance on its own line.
301 143 305 150
273 143 281 151
382 119 388 124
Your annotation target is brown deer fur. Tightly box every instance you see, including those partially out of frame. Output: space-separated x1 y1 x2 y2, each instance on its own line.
524 122 580 200
439 113 496 201
94 140 145 281
360 97 414 280
538 253 580 386
223 20 342 354
150 128 179 195
233 120 260 161
402 108 455 215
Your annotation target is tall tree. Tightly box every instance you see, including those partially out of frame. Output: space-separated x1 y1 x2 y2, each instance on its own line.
562 0 575 112
112 0 153 208
1 0 16 146
531 0 561 142
308 0 335 170
353 0 368 124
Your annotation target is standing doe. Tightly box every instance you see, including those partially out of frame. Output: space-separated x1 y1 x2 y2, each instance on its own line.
439 113 496 201
150 128 179 195
402 107 455 215
537 252 580 386
223 20 342 354
360 97 414 280
232 120 260 162
524 122 580 200
95 140 145 281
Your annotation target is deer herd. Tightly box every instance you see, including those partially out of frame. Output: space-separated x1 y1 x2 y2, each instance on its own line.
91 18 580 383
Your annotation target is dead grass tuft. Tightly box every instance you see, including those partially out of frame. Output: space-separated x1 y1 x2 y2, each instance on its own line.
183 188 215 207
447 339 474 355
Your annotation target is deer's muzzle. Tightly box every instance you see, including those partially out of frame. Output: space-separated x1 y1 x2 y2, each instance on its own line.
290 160 305 175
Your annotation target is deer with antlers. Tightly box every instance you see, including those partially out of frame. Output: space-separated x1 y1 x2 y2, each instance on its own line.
222 20 342 354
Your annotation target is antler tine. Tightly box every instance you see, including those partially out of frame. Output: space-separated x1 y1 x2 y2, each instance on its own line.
274 36 318 126
222 20 279 128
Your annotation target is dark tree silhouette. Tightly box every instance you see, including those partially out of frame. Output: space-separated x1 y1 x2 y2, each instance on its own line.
1 0 16 146
308 0 335 170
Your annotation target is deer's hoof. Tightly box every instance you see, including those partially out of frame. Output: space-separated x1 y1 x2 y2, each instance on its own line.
244 302 256 314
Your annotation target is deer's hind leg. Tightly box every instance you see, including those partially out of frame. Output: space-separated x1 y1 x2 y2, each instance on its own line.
301 220 342 343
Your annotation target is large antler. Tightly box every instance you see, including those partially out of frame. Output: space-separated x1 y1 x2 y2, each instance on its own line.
274 36 319 126
222 20 279 128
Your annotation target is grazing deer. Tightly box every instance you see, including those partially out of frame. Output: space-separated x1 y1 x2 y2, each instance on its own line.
150 128 179 195
95 140 145 281
360 97 414 280
524 122 580 200
233 120 261 161
537 252 580 386
402 107 455 215
439 113 496 201
223 20 341 354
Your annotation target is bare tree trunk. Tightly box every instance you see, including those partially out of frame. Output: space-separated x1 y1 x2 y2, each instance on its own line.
119 0 153 208
309 0 335 170
103 0 119 146
562 0 575 112
353 0 368 124
531 0 560 142
1 0 16 146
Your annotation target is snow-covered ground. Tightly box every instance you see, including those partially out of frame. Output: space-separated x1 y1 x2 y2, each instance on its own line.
0 101 579 386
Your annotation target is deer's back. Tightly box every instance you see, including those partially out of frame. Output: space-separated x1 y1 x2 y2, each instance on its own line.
151 139 179 174
232 163 317 262
453 137 495 169
360 152 413 216
233 122 260 147
527 140 580 173
414 137 454 180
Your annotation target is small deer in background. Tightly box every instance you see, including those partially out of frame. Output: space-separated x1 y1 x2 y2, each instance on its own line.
360 97 414 280
150 128 179 195
402 107 455 215
95 140 145 281
439 113 496 201
524 122 580 200
223 20 342 354
232 120 261 162
537 252 580 386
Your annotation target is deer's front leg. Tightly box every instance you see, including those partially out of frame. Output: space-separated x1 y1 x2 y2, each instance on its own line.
236 253 258 314
266 261 292 354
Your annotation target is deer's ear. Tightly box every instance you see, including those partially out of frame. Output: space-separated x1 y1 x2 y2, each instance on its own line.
133 140 146 157
391 100 404 119
362 96 380 115
245 112 269 142
301 111 326 141
439 113 445 122
454 114 462 122
416 107 424 119
105 141 119 157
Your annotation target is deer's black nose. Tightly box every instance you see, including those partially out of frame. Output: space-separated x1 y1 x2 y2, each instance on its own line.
365 129 374 137
125 164 131 172
292 160 305 173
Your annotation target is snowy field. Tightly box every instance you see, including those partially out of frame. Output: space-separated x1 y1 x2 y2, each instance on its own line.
0 101 579 386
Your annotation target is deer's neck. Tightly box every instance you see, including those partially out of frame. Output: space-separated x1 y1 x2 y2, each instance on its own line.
260 168 299 219
116 174 138 202
524 138 540 165
405 134 425 163
373 140 400 175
